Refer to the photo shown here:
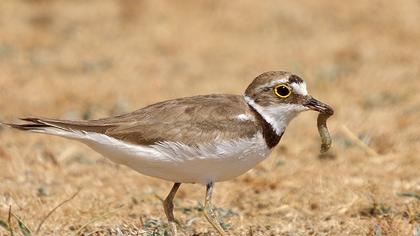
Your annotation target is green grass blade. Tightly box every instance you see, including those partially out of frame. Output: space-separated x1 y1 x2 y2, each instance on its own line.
397 192 420 200
1 218 14 236
11 214 31 236
17 220 31 236
0 219 11 231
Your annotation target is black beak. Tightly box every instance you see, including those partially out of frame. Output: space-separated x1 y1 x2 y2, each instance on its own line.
304 96 334 115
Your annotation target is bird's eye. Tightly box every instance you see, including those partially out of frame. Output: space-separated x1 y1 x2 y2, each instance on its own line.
274 84 292 98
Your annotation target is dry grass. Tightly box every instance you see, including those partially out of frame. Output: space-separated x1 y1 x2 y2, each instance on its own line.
0 0 420 235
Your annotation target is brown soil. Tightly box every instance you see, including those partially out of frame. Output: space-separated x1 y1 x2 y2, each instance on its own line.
0 0 419 235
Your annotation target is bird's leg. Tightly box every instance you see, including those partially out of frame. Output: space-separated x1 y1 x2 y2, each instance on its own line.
204 182 226 236
163 182 181 236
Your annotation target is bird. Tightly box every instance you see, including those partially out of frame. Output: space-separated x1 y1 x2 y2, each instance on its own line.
2 71 333 235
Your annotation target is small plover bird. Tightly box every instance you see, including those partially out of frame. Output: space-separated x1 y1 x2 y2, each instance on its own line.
2 71 333 235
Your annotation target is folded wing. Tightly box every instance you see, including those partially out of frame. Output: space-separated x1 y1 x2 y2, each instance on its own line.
5 94 260 146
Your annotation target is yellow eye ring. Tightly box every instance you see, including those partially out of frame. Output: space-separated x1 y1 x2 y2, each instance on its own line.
274 84 292 98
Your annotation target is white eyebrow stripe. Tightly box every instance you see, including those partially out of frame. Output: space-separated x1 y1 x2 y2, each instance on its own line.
267 79 288 88
254 79 289 92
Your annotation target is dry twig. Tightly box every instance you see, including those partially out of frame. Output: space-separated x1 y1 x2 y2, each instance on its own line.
35 189 81 234
74 204 125 236
341 125 378 156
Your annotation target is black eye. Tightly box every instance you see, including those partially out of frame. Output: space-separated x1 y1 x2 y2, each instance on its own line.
274 84 292 98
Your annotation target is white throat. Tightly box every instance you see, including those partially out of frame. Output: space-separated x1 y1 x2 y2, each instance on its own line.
244 96 302 135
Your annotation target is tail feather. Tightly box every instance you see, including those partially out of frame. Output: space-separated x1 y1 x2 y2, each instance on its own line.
4 122 49 131
1 118 95 141
4 117 113 133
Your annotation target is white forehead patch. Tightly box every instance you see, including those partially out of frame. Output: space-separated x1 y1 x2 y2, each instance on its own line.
290 82 308 96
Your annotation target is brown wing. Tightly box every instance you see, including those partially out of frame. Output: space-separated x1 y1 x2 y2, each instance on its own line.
11 95 260 146
104 94 259 145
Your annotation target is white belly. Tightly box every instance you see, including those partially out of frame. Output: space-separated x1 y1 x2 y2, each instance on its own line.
82 132 271 184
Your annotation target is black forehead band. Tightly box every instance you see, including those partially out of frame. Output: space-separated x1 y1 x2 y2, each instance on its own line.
288 75 304 84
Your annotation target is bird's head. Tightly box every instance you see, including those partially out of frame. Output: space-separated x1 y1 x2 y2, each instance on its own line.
244 71 333 134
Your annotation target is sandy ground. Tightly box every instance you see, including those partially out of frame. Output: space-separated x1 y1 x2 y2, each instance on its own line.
0 0 419 235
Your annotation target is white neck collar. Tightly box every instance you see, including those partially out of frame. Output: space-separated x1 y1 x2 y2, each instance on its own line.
244 96 300 135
